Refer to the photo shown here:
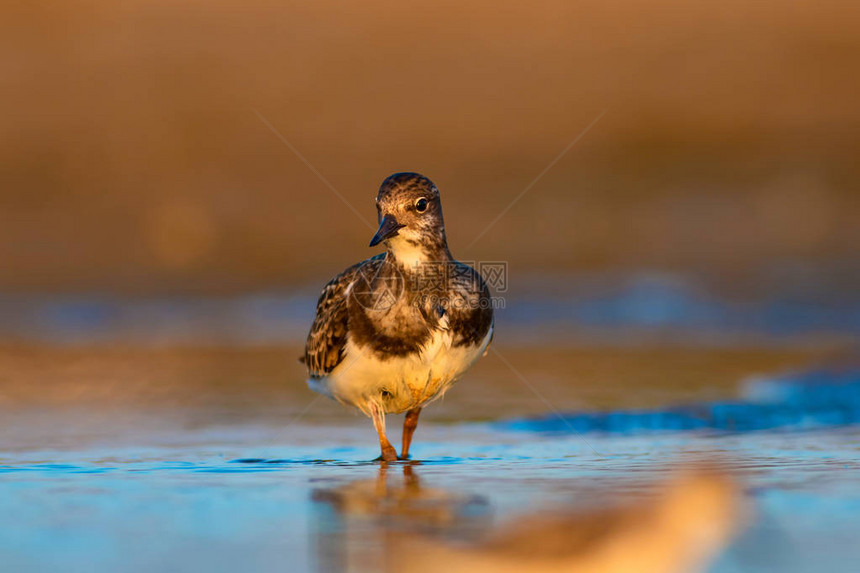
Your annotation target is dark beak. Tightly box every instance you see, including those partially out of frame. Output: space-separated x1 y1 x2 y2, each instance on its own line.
369 214 405 247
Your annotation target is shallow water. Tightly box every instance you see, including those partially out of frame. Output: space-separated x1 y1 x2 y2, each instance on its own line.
1 417 859 573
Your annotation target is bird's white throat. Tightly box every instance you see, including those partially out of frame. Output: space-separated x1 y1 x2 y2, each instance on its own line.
387 233 434 269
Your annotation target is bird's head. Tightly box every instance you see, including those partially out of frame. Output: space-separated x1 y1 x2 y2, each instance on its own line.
369 172 449 267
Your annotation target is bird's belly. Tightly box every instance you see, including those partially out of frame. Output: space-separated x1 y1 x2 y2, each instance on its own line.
311 327 491 416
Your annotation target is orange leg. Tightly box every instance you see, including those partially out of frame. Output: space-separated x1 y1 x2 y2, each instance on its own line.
400 408 422 460
369 402 398 462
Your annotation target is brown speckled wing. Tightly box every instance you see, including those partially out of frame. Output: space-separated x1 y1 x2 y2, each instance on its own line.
447 261 494 349
303 254 384 378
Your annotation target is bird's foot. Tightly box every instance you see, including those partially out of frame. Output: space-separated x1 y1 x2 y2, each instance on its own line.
374 445 398 463
397 453 412 461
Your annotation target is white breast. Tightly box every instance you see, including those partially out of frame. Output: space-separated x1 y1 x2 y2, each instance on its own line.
308 322 493 416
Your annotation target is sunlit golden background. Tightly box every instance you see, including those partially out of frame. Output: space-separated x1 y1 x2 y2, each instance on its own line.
3 0 859 295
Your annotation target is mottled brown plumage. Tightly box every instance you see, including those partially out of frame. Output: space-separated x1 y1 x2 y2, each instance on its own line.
303 253 386 377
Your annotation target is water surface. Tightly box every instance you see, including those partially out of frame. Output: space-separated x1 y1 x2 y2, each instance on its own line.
2 414 859 572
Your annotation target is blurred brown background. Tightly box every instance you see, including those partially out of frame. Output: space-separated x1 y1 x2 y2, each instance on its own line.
2 0 859 295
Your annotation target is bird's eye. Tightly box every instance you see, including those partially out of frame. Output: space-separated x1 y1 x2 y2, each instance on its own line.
415 197 428 212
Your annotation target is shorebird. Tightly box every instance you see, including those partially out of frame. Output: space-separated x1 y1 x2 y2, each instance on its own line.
302 173 494 461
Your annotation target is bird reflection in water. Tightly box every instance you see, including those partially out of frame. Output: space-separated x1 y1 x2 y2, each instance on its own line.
310 463 490 573
312 463 740 573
